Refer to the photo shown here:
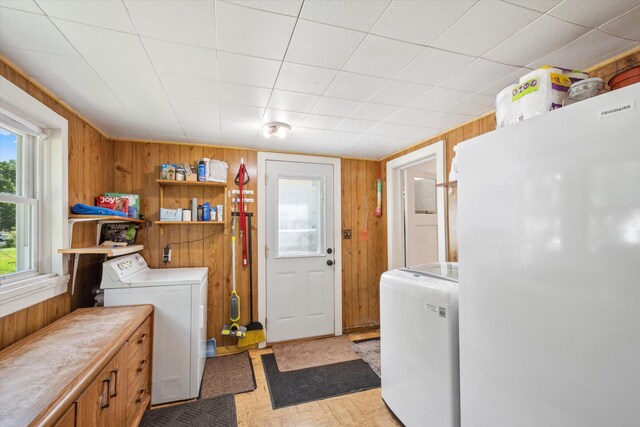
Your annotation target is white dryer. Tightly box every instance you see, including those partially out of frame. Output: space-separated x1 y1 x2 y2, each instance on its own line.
380 263 460 427
100 253 208 405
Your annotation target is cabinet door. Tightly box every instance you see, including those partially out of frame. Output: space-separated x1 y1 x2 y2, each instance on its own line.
77 348 127 426
54 404 76 427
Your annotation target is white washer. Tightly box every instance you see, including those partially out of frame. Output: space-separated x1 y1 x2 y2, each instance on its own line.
100 253 208 405
380 263 460 427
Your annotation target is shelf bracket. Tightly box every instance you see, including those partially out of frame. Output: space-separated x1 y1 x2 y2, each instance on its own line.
71 253 80 295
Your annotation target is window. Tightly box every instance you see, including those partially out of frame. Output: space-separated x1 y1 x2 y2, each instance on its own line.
0 75 69 316
0 126 38 279
277 176 324 257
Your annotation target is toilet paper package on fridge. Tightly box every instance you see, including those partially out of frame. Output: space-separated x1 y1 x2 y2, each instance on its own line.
496 83 518 128
512 67 573 121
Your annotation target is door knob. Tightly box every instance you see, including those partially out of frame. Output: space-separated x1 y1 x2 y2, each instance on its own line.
327 260 334 266
327 248 333 254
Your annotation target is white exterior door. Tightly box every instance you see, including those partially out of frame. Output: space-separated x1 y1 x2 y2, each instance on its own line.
265 160 335 343
403 166 438 266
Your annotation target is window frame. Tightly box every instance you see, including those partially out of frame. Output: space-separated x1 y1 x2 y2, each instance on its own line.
0 75 69 316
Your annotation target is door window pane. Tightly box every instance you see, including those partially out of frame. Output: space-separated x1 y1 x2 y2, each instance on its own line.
414 177 437 214
277 177 323 257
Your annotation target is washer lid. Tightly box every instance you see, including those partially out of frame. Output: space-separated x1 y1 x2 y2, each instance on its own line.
381 268 458 305
401 262 458 283
123 267 208 286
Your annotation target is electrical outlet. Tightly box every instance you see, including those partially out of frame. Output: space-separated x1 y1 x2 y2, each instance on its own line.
162 247 172 263
343 229 352 240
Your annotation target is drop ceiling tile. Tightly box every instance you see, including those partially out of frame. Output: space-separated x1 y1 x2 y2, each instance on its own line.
219 82 272 108
300 0 391 32
580 42 640 70
2 46 84 81
395 47 475 86
291 127 330 140
422 111 470 130
350 133 389 146
386 108 432 126
599 6 640 41
343 35 424 78
1 0 42 14
0 8 78 57
371 0 476 46
267 90 320 113
311 97 363 117
503 0 562 13
477 67 531 96
38 0 135 33
396 126 441 140
179 116 221 133
285 20 366 69
324 72 387 101
216 1 296 60
367 122 412 137
224 0 303 17
125 0 216 48
143 38 216 80
446 93 495 116
323 131 359 143
409 87 473 112
217 51 281 88
172 98 220 120
219 103 264 122
159 73 219 101
341 143 387 159
440 58 522 93
262 108 307 127
53 19 150 68
291 140 345 155
334 118 377 133
220 119 261 137
432 1 542 57
549 1 640 29
275 62 339 95
368 80 432 107
528 30 636 70
350 102 401 121
483 15 590 66
299 114 343 130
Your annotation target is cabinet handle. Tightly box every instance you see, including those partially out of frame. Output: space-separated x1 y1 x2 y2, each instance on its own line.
110 369 119 397
136 359 147 372
136 389 146 403
137 333 148 344
100 378 111 409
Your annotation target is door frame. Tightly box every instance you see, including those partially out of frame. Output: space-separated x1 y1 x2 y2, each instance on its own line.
257 152 343 343
386 141 446 269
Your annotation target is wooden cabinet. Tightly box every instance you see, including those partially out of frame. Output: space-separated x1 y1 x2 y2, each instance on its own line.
0 306 153 427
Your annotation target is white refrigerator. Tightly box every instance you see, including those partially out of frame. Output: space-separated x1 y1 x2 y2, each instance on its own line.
457 83 640 427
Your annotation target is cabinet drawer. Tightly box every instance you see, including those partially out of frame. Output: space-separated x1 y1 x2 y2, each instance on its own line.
127 317 151 381
54 404 76 427
127 369 150 426
127 316 151 356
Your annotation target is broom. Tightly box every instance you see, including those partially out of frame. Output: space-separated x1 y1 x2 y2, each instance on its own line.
238 213 266 347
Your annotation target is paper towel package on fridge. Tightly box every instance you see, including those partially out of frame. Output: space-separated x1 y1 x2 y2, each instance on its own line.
496 66 587 127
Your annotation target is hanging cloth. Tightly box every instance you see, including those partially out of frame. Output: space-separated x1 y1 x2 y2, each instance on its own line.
235 159 250 267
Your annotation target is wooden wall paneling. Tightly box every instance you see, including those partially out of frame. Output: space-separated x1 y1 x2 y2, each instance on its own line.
202 146 226 341
179 145 204 268
341 159 354 330
141 143 160 268
158 143 182 268
366 161 384 325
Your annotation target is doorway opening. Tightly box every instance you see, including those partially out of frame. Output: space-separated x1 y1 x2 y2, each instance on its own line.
386 142 446 270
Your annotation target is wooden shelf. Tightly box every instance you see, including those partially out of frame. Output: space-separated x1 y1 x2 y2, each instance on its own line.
155 179 226 187
68 214 144 223
154 221 225 225
57 245 143 257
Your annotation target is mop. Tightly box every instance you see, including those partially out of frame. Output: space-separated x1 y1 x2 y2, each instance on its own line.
221 213 246 338
238 213 266 347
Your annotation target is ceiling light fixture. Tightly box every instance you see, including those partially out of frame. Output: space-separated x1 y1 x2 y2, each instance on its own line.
262 122 291 139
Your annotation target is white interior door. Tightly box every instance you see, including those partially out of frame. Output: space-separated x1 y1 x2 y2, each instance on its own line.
403 163 438 266
265 160 335 343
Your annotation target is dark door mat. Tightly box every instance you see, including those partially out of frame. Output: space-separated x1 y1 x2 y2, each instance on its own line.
261 353 381 409
199 351 256 399
141 394 237 427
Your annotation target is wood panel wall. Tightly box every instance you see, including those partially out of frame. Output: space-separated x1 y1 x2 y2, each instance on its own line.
112 143 385 343
380 47 640 263
0 57 114 350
